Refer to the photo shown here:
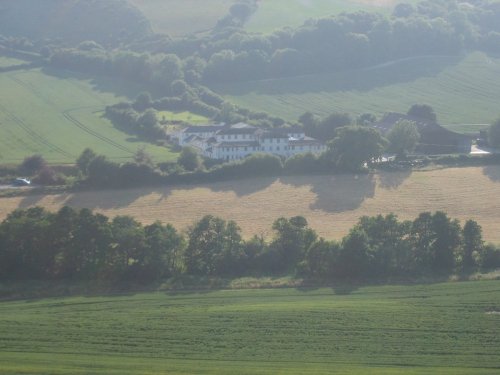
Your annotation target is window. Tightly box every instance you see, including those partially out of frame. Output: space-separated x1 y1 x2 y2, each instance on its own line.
277 146 280 151
243 134 246 139
244 147 248 151
277 139 281 143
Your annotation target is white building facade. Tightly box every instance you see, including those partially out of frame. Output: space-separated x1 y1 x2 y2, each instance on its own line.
176 123 326 161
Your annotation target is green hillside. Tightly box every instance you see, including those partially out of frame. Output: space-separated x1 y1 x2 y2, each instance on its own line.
0 280 499 374
129 0 234 36
0 67 177 164
215 52 500 133
245 0 420 33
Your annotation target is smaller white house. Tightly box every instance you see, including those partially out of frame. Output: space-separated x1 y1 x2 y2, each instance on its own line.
176 123 326 161
176 123 226 146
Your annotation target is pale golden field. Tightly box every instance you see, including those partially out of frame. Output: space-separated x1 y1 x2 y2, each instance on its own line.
1 166 500 242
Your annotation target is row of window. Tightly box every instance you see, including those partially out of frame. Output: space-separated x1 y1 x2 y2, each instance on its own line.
219 145 323 153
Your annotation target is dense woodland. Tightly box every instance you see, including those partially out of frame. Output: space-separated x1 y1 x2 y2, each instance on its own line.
0 206 499 283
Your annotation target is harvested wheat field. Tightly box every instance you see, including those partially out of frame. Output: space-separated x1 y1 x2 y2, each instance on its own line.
1 166 500 242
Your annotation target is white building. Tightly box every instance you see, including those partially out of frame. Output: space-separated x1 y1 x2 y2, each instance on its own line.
176 123 326 161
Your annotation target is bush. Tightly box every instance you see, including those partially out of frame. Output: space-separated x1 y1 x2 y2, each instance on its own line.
32 166 65 186
480 244 500 270
18 154 46 176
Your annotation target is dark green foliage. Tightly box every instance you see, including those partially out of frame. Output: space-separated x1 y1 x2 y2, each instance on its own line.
410 211 462 274
0 208 495 283
326 126 388 171
407 104 437 123
480 244 500 270
76 148 98 177
305 113 351 142
270 216 317 272
183 215 245 276
462 219 483 271
178 147 202 172
488 118 500 148
18 154 46 176
386 119 420 158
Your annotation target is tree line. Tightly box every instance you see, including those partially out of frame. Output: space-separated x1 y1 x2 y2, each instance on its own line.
46 0 500 86
1 207 499 283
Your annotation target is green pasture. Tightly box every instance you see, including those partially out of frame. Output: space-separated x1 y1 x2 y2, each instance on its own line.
245 0 420 33
128 0 234 36
157 110 209 124
215 52 500 133
0 280 499 374
0 56 27 68
0 68 178 164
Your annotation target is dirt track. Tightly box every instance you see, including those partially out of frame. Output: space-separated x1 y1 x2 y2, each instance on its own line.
1 166 499 242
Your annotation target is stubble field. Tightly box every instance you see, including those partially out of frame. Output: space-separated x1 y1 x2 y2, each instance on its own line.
1 166 500 242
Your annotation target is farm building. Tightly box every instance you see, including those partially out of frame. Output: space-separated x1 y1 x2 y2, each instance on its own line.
175 123 326 160
373 113 472 154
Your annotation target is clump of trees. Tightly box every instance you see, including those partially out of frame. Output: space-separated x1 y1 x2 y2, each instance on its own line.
1 208 498 284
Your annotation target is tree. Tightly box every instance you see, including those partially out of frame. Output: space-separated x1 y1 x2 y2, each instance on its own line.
183 215 244 276
355 214 412 277
178 147 201 172
356 113 377 126
386 119 420 158
133 146 154 168
462 219 483 271
143 222 184 279
229 3 253 21
300 239 340 279
19 154 46 176
76 148 97 177
307 113 352 141
488 118 500 148
327 126 388 171
407 104 437 123
411 211 461 274
336 228 372 280
133 92 152 112
271 216 317 272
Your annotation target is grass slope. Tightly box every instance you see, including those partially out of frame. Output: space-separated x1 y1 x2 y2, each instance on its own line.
129 0 234 36
0 68 178 164
2 166 500 243
215 52 500 133
246 0 420 33
0 280 499 374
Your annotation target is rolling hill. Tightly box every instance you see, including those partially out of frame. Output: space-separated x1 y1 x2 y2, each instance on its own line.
215 52 500 133
0 66 178 164
0 280 499 374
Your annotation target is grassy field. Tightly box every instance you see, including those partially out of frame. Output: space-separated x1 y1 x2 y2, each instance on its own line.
246 0 420 33
0 67 178 164
0 56 28 68
129 0 234 36
2 166 500 243
157 110 209 124
215 52 500 133
0 280 499 374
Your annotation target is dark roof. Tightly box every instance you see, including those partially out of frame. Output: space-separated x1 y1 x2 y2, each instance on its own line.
373 112 472 154
260 131 290 139
217 127 258 135
184 124 225 133
290 137 325 146
215 141 260 148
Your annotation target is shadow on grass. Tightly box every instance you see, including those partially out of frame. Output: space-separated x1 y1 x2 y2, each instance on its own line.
377 169 412 190
41 67 162 100
208 176 278 197
216 55 463 97
280 173 376 213
482 165 500 182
